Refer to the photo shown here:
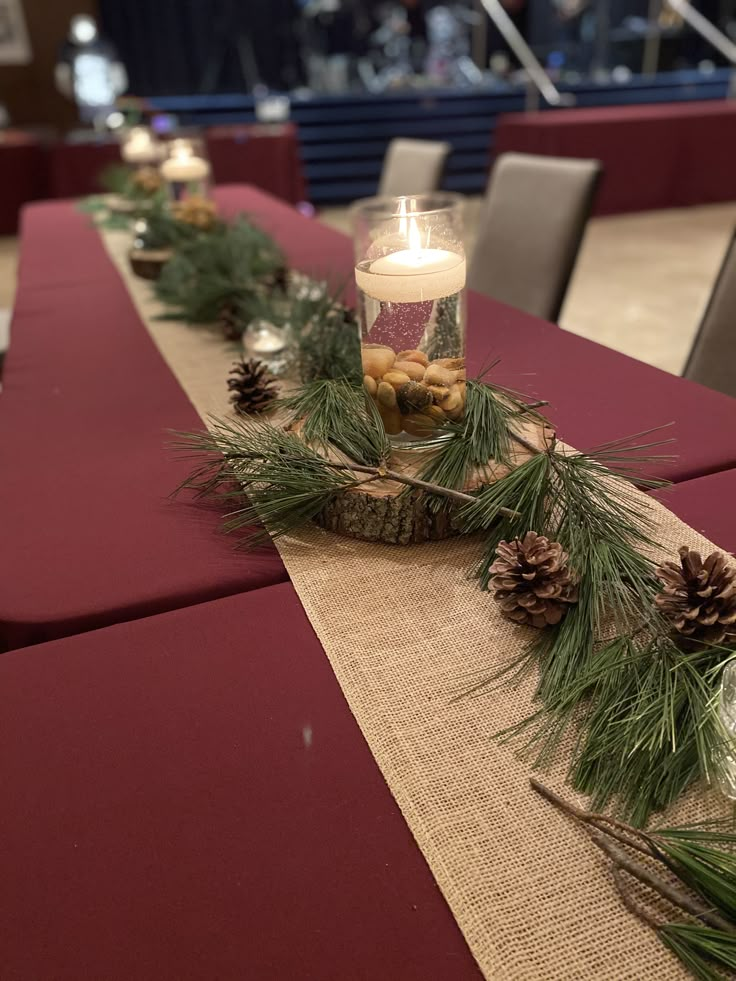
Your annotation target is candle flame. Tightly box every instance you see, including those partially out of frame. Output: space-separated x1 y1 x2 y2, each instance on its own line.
397 198 407 237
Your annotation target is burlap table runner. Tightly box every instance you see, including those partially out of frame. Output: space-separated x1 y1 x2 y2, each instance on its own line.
100 225 732 980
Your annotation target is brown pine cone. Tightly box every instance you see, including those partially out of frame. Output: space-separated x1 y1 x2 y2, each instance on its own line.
171 194 218 230
131 165 163 195
489 531 579 629
655 546 736 647
227 358 277 414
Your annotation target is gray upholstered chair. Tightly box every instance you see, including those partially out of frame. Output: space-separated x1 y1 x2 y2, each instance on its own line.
378 138 451 198
683 231 736 398
467 152 602 323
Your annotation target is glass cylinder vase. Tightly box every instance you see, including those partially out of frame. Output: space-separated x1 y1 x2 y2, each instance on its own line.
160 137 212 203
351 193 466 438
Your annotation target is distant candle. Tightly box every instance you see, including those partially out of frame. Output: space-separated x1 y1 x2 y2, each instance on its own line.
160 151 210 183
121 128 161 165
356 248 466 303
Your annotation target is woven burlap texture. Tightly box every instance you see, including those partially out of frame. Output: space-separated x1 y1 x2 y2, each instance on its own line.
101 224 732 980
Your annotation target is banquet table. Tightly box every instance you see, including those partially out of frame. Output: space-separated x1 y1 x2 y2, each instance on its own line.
1 468 735 980
0 581 482 981
3 184 736 652
494 100 736 215
0 131 48 234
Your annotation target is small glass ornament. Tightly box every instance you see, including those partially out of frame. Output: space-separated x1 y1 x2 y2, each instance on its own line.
716 660 736 799
160 137 211 202
242 319 291 375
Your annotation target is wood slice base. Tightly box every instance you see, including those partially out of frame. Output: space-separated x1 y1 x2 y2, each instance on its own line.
129 248 173 281
307 419 553 545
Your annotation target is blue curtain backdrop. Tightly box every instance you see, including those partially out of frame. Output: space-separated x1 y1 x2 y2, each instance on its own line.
99 0 305 95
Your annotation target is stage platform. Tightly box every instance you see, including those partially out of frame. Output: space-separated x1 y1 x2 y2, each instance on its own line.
149 68 733 204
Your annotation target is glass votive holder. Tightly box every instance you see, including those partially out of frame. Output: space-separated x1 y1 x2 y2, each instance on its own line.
242 319 292 376
120 125 165 170
160 137 212 202
716 660 736 799
351 192 466 438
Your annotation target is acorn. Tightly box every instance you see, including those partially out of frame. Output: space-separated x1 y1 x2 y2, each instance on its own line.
424 363 458 387
383 370 412 390
396 381 433 414
362 344 395 379
378 404 402 435
396 349 429 367
376 381 398 409
393 359 426 382
426 384 450 404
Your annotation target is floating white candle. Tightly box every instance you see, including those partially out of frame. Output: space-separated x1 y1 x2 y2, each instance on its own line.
121 128 162 165
355 211 466 303
160 146 211 183
356 249 466 303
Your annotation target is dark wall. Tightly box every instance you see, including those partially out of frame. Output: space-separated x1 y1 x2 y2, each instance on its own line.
0 0 98 129
99 0 304 96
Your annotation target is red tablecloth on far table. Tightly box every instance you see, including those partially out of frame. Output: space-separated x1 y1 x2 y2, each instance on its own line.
652 467 736 554
47 124 307 203
0 581 482 981
206 122 306 204
495 100 736 215
0 131 48 234
3 185 736 652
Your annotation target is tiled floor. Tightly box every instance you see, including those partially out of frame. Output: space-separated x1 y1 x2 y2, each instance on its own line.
1 203 734 376
321 199 736 376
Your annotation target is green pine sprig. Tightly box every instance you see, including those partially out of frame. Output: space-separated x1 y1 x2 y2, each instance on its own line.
276 378 390 467
155 216 285 324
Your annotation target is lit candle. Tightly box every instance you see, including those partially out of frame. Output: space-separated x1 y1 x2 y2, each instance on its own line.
160 143 211 183
121 127 162 165
355 214 466 303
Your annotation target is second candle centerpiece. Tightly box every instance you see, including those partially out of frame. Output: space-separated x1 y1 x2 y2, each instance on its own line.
351 193 467 437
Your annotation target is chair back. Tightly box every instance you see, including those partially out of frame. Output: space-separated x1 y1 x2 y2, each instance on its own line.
683 230 736 398
467 152 601 322
378 138 451 198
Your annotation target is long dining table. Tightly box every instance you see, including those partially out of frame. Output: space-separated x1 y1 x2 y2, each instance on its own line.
2 185 736 978
2 185 736 651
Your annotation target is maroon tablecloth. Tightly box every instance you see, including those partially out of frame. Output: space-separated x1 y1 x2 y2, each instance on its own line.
47 139 124 199
0 581 481 981
495 100 736 215
652 467 736 554
0 131 48 234
206 122 306 204
4 185 736 651
47 124 307 204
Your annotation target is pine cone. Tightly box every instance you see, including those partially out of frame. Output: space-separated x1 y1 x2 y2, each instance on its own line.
131 166 163 195
227 358 277 414
655 546 736 647
171 195 218 230
489 531 579 629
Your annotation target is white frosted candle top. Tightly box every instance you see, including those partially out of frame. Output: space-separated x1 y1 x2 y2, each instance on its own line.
356 248 466 303
160 155 211 182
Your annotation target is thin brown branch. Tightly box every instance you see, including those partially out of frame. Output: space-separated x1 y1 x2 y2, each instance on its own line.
592 833 736 933
530 779 656 859
341 461 520 517
611 868 665 931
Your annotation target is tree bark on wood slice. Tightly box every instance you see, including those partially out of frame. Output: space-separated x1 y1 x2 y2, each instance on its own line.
290 417 554 545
